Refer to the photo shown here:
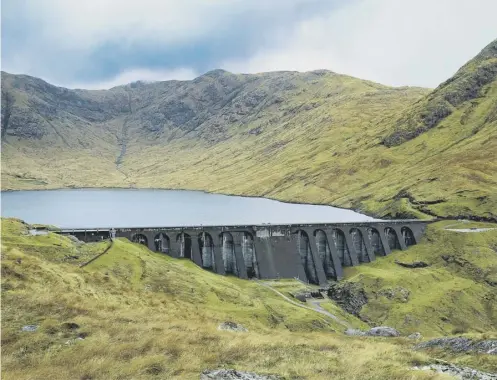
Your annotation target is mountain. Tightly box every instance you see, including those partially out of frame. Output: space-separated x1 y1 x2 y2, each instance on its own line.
1 39 496 221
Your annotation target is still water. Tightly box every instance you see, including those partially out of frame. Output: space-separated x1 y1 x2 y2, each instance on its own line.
1 189 377 228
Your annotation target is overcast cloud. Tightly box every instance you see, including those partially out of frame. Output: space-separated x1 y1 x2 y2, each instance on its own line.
1 0 496 89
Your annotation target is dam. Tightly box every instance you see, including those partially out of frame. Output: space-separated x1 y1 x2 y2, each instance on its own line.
57 219 428 285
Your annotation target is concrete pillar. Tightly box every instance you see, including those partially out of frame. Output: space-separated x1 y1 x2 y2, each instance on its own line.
359 227 376 262
304 229 328 286
379 228 392 255
144 231 156 252
324 231 343 280
233 232 248 279
205 230 225 275
393 226 408 250
190 236 203 267
343 230 360 266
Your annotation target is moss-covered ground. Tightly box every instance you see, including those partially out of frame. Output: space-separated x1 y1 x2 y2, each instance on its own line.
2 218 496 379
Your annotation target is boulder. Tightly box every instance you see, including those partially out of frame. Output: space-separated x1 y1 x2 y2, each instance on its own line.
366 326 401 337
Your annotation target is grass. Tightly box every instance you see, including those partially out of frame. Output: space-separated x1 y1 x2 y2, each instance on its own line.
340 221 497 338
2 218 497 379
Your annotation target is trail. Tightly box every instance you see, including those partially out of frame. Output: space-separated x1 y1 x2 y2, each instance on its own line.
256 281 351 329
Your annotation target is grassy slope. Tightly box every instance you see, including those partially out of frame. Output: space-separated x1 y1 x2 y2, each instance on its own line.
342 221 497 337
2 218 497 379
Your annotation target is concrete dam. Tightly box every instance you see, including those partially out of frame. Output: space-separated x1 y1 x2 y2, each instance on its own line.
57 220 428 285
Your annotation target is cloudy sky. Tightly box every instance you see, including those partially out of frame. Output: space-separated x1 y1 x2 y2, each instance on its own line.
1 0 496 89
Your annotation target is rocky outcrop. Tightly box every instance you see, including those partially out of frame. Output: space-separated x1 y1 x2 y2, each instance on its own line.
415 337 497 355
200 369 281 380
327 282 368 317
344 326 400 337
217 322 248 332
395 260 429 268
413 363 497 380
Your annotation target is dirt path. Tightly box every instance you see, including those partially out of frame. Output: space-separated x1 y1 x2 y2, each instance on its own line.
257 281 351 329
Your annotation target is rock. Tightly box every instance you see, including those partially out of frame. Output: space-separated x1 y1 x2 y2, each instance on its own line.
415 337 497 355
366 326 400 337
407 332 422 340
217 322 248 332
327 282 368 317
344 328 366 336
395 260 429 268
200 369 281 380
21 325 38 332
413 363 497 380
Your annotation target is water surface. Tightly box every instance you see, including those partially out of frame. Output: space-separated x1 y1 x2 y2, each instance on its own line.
1 189 377 228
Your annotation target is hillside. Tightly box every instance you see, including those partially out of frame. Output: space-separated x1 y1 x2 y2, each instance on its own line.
2 39 497 221
2 217 497 379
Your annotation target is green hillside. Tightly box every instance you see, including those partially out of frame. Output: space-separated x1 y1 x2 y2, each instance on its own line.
2 218 497 379
2 40 496 221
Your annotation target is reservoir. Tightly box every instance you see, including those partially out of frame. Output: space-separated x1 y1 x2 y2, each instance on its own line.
0 189 378 228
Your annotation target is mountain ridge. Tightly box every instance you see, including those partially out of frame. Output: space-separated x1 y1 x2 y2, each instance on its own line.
1 39 496 221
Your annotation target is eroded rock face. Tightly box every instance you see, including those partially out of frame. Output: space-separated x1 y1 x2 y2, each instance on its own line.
327 282 368 317
415 337 497 355
200 369 281 380
217 322 248 332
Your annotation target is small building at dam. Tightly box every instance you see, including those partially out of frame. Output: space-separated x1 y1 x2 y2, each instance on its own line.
57 220 428 285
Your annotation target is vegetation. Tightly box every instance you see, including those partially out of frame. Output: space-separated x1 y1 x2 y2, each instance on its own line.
341 220 497 338
2 218 496 379
2 39 496 221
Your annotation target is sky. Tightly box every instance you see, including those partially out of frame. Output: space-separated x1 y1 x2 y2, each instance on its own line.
1 0 496 89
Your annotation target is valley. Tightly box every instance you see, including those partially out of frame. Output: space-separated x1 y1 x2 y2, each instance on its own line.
2 39 496 222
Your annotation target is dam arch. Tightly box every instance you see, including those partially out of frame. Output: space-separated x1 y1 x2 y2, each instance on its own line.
177 233 192 259
198 232 215 270
154 233 170 253
401 227 416 247
350 228 369 263
131 233 148 246
221 232 238 275
385 227 401 251
296 230 319 284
